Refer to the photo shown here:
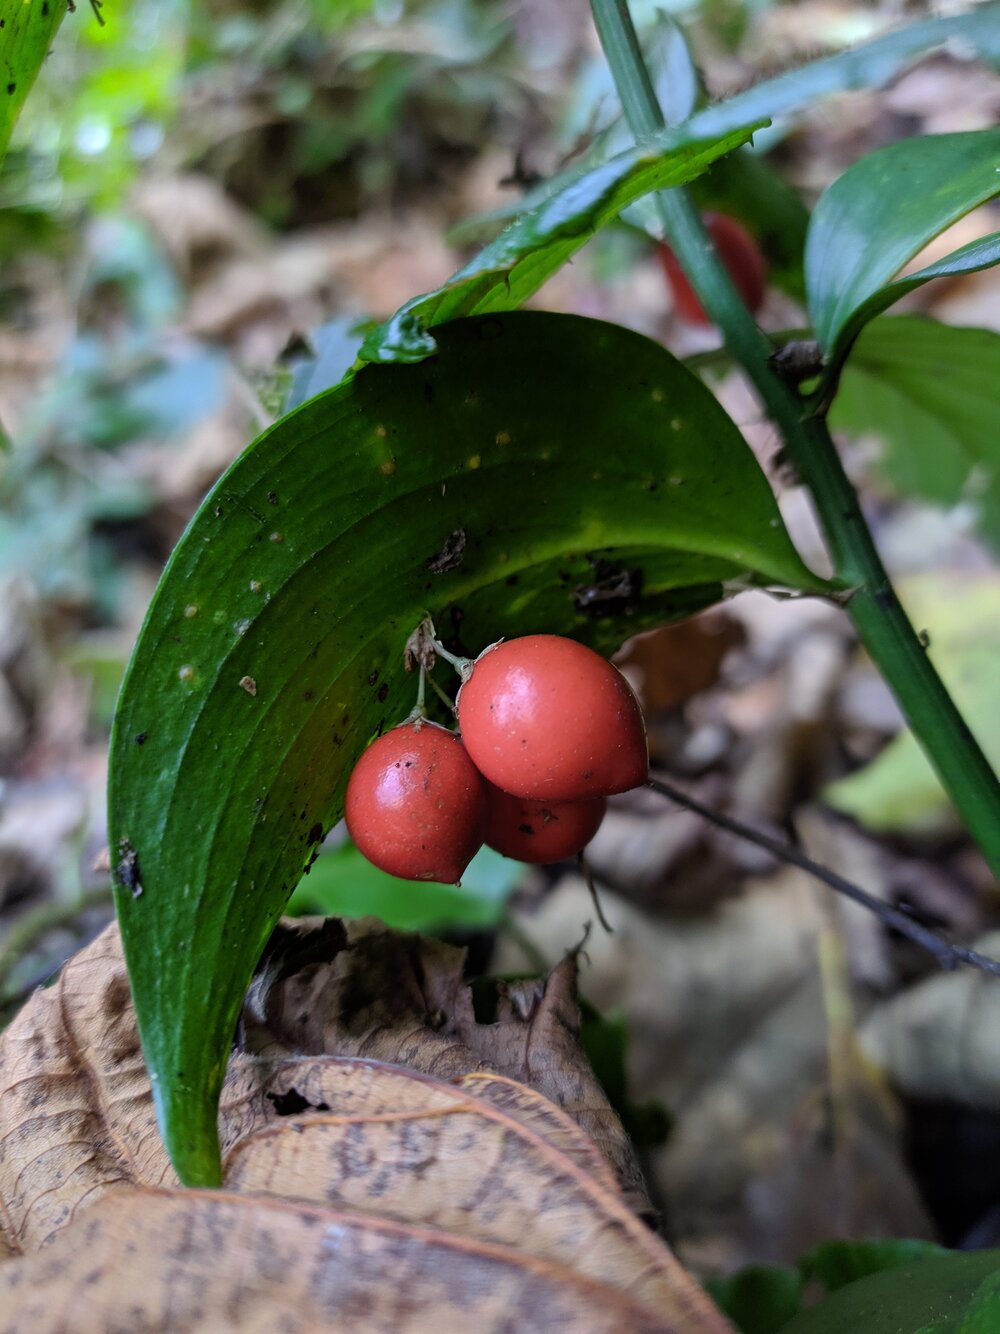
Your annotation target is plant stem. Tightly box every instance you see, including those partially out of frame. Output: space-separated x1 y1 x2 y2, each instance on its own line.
591 0 1000 875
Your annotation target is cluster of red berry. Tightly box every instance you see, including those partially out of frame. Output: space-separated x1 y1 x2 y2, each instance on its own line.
345 634 648 883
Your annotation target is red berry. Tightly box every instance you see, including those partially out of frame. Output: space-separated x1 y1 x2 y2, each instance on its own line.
657 213 766 326
483 782 606 863
456 634 648 801
344 720 487 883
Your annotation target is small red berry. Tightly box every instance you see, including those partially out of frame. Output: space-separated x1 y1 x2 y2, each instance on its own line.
456 634 648 801
483 782 606 864
344 720 487 883
657 213 766 325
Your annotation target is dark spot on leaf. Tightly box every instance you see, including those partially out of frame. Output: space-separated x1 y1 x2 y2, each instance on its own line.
267 490 278 505
307 822 323 845
134 732 147 746
6 83 16 95
426 528 466 574
377 718 386 737
303 689 314 701
572 558 642 618
368 670 379 686
115 838 143 900
505 574 519 586
377 683 389 702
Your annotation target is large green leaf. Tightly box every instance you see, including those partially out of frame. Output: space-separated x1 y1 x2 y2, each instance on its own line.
801 1239 948 1294
108 311 824 1187
359 116 764 364
805 130 1000 368
833 317 1000 550
0 0 68 163
780 1251 1000 1334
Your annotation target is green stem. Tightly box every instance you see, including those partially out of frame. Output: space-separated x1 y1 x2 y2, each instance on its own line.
591 0 1000 875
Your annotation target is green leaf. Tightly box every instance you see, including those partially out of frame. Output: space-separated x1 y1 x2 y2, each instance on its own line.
452 5 1000 256
359 116 765 364
705 1264 804 1334
825 572 1000 837
108 310 824 1188
286 840 522 932
704 9 1000 137
779 1251 1000 1334
833 317 1000 550
704 1259 805 1334
0 0 68 163
959 1272 1000 1334
802 1238 948 1294
805 129 1000 366
577 1002 671 1150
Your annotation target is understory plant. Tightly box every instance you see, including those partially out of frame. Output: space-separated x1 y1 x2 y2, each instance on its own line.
5 2 999 1283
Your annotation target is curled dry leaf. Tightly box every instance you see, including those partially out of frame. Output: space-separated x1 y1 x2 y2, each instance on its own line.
244 916 652 1216
0 920 730 1332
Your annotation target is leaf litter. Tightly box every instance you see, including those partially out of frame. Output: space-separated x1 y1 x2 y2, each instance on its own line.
0 919 729 1331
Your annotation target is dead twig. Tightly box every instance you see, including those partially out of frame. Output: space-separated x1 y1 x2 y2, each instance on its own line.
648 775 1000 980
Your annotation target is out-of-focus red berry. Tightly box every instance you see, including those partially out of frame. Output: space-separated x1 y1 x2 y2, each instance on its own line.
456 635 648 802
344 720 487 883
657 213 767 325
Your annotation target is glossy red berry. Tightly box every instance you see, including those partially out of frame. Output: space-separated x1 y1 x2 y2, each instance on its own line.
657 213 766 326
456 634 648 801
483 782 606 864
344 720 487 883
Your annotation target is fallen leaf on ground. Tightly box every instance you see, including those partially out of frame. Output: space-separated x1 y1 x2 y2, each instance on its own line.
860 931 1000 1109
0 921 730 1331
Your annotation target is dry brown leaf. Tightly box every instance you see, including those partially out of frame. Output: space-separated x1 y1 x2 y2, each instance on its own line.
1 1190 675 1333
244 916 652 1216
0 921 730 1331
225 1073 685 1312
860 932 1000 1109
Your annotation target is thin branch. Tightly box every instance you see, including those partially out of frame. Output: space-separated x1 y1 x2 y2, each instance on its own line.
578 853 614 934
647 776 1000 980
